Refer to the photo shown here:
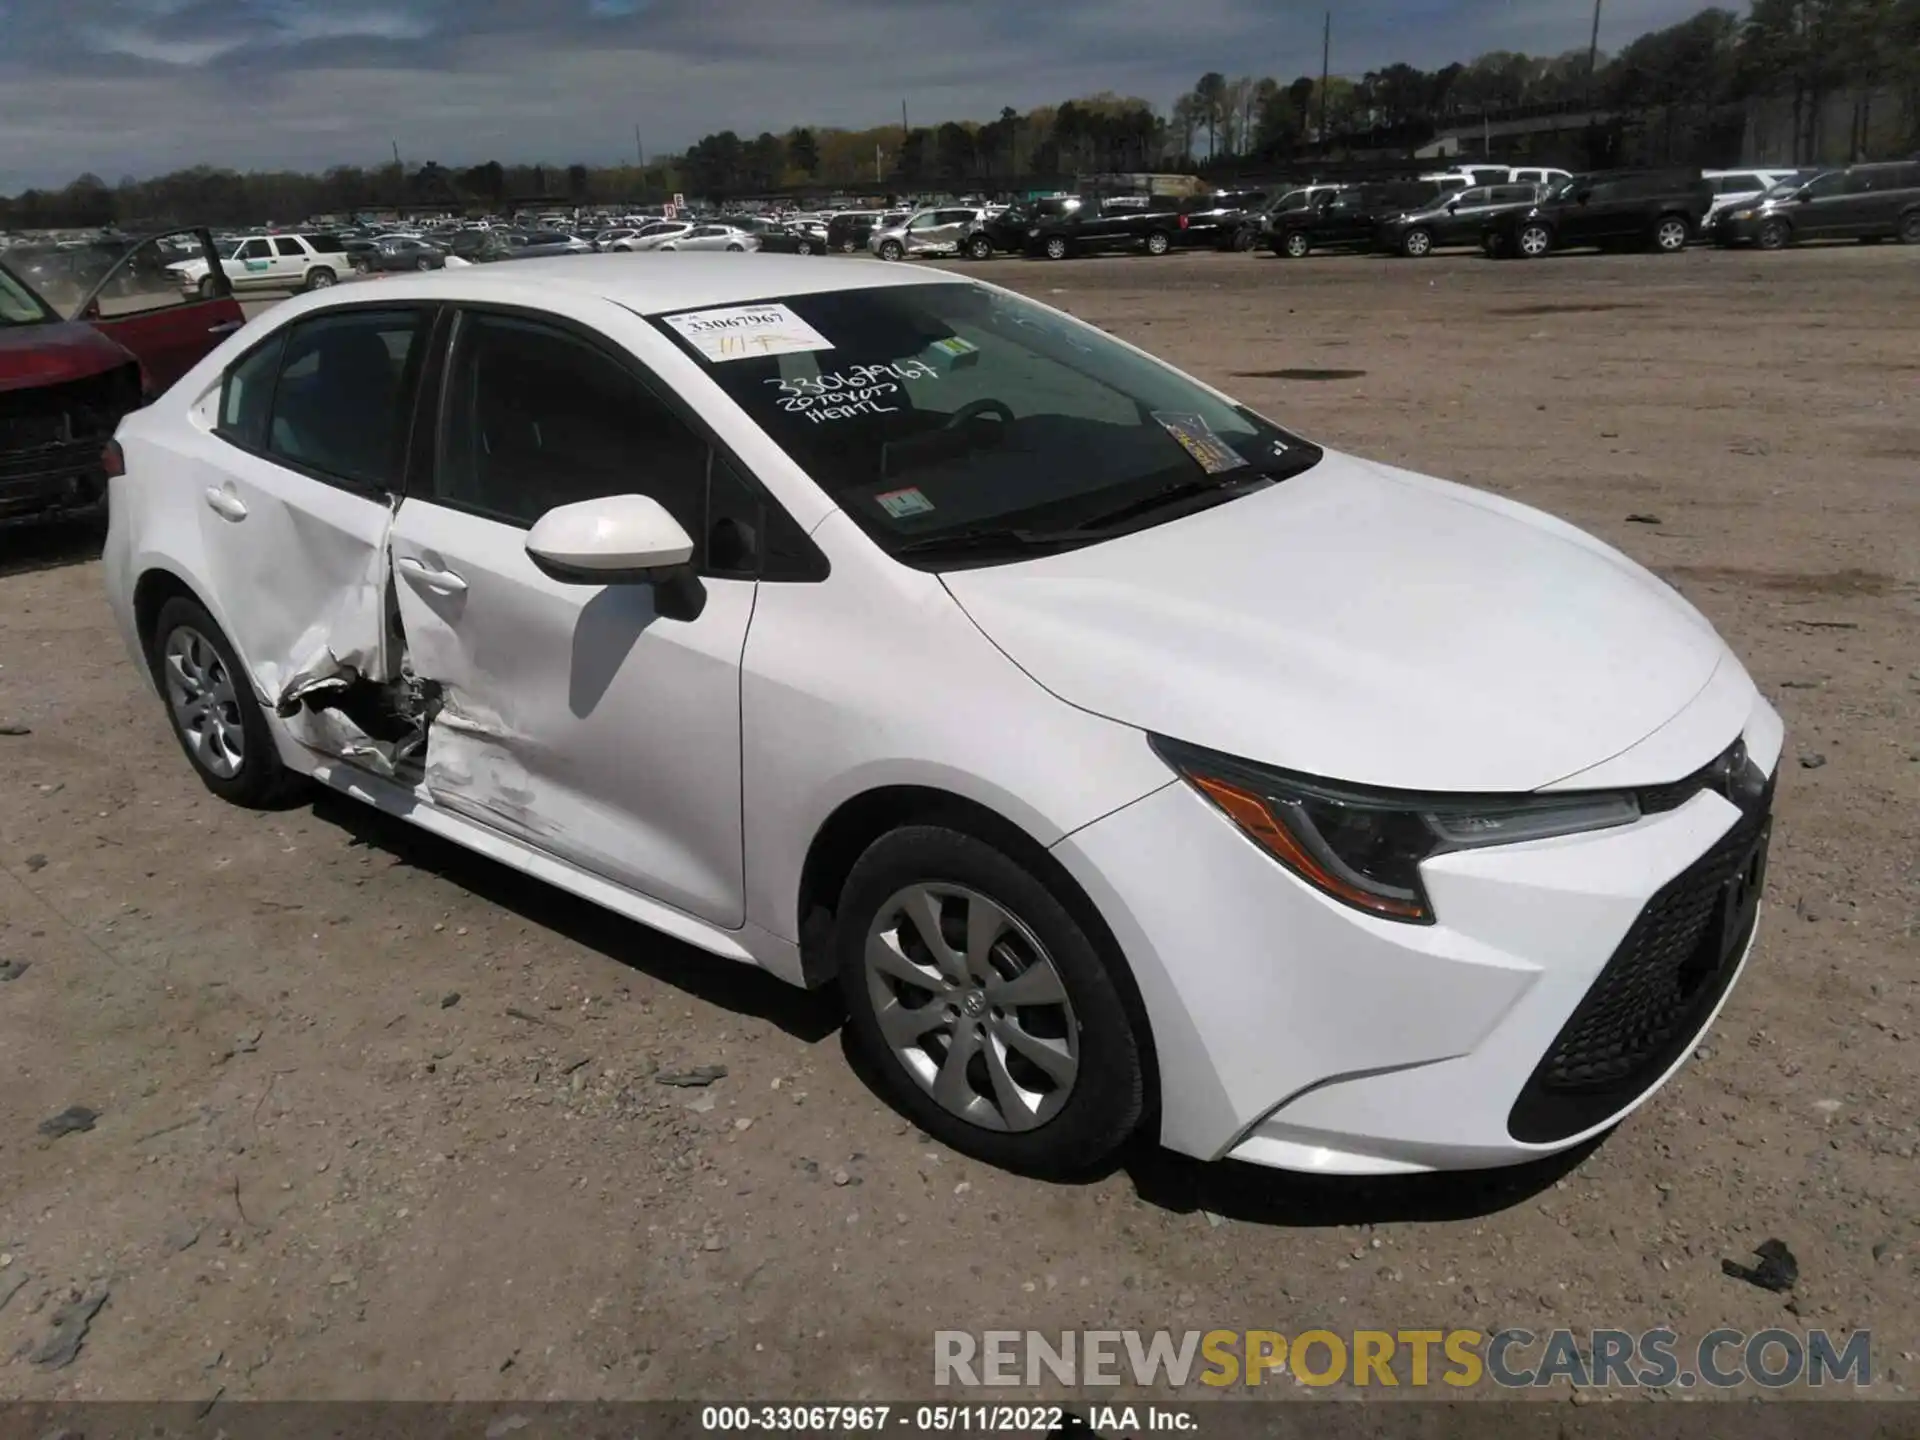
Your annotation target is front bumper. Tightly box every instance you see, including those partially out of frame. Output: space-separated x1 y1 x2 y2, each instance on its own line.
1708 213 1764 245
1049 697 1782 1174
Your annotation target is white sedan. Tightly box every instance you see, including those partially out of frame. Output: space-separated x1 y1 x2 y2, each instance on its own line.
654 223 762 253
102 256 1779 1179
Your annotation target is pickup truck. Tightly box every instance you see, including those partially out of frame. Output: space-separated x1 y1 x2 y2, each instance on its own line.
1024 197 1186 259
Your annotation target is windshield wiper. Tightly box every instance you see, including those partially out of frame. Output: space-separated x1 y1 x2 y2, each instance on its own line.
1072 473 1270 534
891 526 1090 559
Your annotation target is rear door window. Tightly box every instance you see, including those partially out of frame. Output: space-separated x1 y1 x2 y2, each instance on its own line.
266 308 428 490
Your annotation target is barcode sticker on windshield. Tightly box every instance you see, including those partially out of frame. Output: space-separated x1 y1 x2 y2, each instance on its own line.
662 303 835 363
1152 412 1248 475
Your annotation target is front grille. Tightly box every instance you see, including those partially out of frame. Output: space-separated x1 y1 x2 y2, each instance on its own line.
0 364 136 524
1508 773 1773 1144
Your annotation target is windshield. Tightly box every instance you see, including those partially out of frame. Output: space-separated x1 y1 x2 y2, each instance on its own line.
0 259 59 325
1544 176 1582 201
651 282 1320 566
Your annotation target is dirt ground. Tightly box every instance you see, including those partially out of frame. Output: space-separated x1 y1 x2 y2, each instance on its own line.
2 243 1916 1405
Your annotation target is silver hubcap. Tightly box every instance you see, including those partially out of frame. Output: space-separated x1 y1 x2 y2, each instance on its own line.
1659 222 1686 249
1287 237 1307 255
864 883 1079 1132
1408 232 1429 255
1047 240 1065 258
163 626 245 778
1521 228 1549 255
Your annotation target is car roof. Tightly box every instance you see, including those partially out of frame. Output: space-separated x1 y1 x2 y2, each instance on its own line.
305 253 971 315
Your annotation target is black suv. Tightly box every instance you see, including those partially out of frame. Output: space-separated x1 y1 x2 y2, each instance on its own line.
1709 161 1920 249
1025 197 1184 259
1176 190 1268 250
826 211 906 254
1377 182 1545 257
1270 182 1448 258
1485 169 1710 258
958 203 1037 259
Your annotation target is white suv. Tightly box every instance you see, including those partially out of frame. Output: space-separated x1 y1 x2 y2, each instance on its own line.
169 233 353 298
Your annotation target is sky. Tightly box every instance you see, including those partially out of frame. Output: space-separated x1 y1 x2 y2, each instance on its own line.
1 0 1733 192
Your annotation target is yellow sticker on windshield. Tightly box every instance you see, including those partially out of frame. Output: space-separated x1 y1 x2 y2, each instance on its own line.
1152 412 1248 475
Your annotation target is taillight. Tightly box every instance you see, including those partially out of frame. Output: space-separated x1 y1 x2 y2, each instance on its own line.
103 440 126 478
1179 215 1190 228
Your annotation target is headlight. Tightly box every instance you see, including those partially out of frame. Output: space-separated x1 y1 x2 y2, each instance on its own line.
1729 209 1754 222
1152 735 1639 924
1028 227 1041 237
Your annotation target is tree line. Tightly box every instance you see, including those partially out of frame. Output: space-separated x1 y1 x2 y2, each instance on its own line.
3 0 1915 232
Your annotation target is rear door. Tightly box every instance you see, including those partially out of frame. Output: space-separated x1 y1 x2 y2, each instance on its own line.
79 230 245 392
188 304 432 708
271 236 313 288
386 305 757 925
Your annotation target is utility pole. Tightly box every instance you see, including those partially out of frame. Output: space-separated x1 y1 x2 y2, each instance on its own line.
635 124 645 168
391 139 403 210
1586 0 1604 110
1318 11 1331 151
902 99 910 138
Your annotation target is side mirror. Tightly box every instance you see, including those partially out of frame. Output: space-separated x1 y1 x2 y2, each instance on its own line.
1445 200 1459 212
526 494 694 585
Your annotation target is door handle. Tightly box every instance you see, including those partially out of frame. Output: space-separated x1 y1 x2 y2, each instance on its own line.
207 319 243 335
396 555 468 594
203 486 247 522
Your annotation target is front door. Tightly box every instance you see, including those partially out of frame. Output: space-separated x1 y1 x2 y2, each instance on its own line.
387 307 754 926
79 230 245 391
229 238 275 289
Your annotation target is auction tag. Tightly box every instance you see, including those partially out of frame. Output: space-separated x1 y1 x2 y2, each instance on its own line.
1152 412 1248 475
661 303 835 363
875 486 936 519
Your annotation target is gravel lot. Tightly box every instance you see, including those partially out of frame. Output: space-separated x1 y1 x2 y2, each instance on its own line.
2 244 1916 1403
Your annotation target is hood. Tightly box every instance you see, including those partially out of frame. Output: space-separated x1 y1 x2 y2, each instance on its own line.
0 321 136 395
941 453 1727 793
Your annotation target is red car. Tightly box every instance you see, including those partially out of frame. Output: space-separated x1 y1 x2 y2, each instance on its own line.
2 228 242 529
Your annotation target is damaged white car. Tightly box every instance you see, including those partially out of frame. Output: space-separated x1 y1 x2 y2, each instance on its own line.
104 255 1778 1180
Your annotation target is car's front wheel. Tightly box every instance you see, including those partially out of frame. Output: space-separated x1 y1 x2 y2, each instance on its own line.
1042 236 1070 261
836 824 1145 1178
1517 223 1553 258
1401 227 1433 258
1757 218 1792 250
794 239 814 255
1144 230 1171 256
148 596 298 809
965 235 995 260
878 239 905 261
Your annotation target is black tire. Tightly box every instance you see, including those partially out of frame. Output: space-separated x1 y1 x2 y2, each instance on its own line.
1229 227 1255 252
304 267 336 290
147 596 299 809
1144 230 1172 256
1756 218 1792 251
1043 235 1070 261
839 240 859 254
726 243 746 253
1279 231 1311 259
1898 212 1920 245
965 235 994 261
1401 227 1434 258
794 239 814 255
1516 222 1553 259
878 239 904 262
835 824 1145 1178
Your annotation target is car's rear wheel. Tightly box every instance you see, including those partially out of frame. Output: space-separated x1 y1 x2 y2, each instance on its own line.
1653 216 1690 253
794 239 814 255
305 267 336 290
878 239 904 262
726 243 746 252
414 257 434 271
148 596 298 809
965 235 995 260
1144 230 1171 256
1229 227 1255 252
1517 223 1553 258
1756 218 1792 250
1898 212 1920 245
1043 236 1070 261
836 825 1144 1178
1402 227 1434 258
1280 232 1311 258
